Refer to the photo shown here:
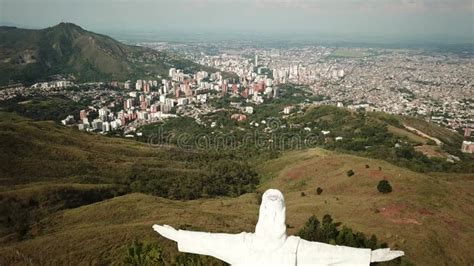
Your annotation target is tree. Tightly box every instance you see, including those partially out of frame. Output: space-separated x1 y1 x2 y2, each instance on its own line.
377 180 393 193
347 170 355 177
297 215 321 241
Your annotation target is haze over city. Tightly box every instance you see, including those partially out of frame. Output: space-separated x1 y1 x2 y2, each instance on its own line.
1 0 473 43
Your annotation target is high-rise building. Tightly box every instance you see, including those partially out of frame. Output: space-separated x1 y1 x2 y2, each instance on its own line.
232 84 238 94
135 80 143 91
140 100 148 110
150 104 158 113
273 87 279 98
465 128 472 137
242 88 249 98
159 95 166 103
169 68 176 78
255 54 258 66
175 87 181 98
184 83 192 97
102 121 111 132
98 107 108 121
461 141 474 153
124 80 131 89
80 110 88 120
124 99 133 110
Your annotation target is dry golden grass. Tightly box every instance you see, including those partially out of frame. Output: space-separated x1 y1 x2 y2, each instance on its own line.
257 148 474 265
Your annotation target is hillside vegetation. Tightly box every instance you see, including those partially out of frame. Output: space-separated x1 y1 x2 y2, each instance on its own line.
0 112 257 244
139 103 473 173
1 148 472 265
0 23 214 85
0 112 473 265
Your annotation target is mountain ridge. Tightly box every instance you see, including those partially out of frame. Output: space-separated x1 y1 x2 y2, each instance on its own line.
0 23 214 85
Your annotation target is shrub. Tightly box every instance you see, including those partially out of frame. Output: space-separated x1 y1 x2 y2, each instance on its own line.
123 240 163 266
175 253 226 266
377 180 393 193
346 170 355 177
316 187 323 195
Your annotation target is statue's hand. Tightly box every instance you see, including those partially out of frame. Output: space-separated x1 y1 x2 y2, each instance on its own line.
152 224 179 242
370 248 404 262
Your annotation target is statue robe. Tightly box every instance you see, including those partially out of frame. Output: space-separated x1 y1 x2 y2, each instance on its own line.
176 230 372 266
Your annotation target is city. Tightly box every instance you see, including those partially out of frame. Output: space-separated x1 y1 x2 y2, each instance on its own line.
1 45 472 153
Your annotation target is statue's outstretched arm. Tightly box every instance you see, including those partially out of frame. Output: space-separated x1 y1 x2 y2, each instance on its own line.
370 248 404 262
153 224 245 264
297 239 371 266
297 239 404 265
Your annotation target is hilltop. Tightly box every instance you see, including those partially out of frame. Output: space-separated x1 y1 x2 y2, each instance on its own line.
1 148 472 265
0 113 473 265
0 23 214 85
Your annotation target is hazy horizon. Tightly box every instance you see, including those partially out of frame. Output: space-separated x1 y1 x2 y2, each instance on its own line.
1 0 473 44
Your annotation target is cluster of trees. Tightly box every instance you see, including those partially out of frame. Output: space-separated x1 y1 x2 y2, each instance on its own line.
1 95 90 122
128 160 259 200
0 185 125 240
297 214 386 250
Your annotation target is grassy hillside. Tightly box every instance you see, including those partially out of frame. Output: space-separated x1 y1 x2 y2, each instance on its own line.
1 143 473 263
400 116 464 149
256 149 474 265
0 112 257 245
139 103 473 173
0 112 472 265
0 112 197 185
0 23 215 85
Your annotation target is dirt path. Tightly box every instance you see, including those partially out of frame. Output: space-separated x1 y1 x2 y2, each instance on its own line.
403 124 443 145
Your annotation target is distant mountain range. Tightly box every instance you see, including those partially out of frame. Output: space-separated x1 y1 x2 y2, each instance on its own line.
0 23 214 86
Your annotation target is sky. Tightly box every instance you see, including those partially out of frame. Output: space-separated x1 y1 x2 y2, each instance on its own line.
1 0 473 43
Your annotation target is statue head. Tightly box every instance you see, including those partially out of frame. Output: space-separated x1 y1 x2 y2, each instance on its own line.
255 189 287 240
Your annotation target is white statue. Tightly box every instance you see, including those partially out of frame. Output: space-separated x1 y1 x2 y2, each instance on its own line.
153 189 404 265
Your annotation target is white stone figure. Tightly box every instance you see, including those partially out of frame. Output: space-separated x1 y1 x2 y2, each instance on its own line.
153 189 404 265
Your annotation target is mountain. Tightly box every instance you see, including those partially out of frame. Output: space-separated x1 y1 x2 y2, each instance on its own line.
0 23 214 85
